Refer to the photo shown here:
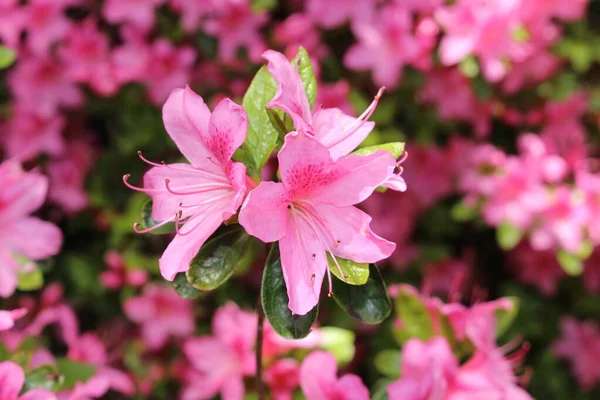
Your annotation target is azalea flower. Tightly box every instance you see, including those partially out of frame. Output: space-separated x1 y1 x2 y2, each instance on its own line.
239 131 396 315
265 359 301 400
124 86 248 280
0 160 63 298
0 308 27 331
0 360 56 400
102 0 165 31
300 351 370 400
182 302 256 400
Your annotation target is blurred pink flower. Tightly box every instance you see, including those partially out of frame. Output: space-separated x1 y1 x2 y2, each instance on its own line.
275 13 328 60
300 350 369 400
265 359 300 400
583 249 600 294
306 0 375 29
509 243 565 296
0 160 62 298
204 0 268 64
182 302 256 400
126 87 248 280
0 308 27 331
8 53 83 118
553 317 600 389
239 132 396 315
103 0 165 31
316 81 354 116
100 251 148 290
124 285 194 350
344 4 420 88
169 0 214 32
0 360 56 400
0 0 24 49
22 0 74 55
111 27 152 85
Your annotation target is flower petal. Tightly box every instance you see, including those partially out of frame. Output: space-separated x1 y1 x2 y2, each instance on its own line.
162 86 213 166
300 351 338 399
318 205 396 264
337 374 370 400
0 217 62 260
206 98 248 164
0 250 20 298
0 361 24 399
263 50 312 130
311 107 375 160
0 163 48 224
239 182 289 243
279 215 327 316
20 389 57 400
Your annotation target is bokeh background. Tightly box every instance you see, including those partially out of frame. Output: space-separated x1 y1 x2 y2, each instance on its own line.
1 0 600 399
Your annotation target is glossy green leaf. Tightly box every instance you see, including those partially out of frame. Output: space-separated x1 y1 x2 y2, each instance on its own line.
17 266 44 292
186 228 253 291
332 264 391 324
241 66 280 173
0 46 16 69
261 244 318 339
328 255 369 285
292 46 317 108
173 273 202 299
139 200 176 235
392 286 434 344
319 327 356 365
497 222 523 251
374 350 401 379
24 364 64 391
496 296 520 338
353 142 405 159
56 358 96 389
557 250 584 276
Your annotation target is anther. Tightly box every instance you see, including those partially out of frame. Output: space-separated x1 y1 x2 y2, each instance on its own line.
328 291 333 297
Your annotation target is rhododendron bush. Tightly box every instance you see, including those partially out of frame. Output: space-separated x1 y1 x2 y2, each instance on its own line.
1 0 600 399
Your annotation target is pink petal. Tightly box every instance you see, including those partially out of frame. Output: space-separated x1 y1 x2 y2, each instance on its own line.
337 374 370 400
205 98 248 164
19 389 56 400
0 308 27 331
239 182 289 243
439 35 474 66
317 205 396 264
387 377 423 400
300 351 338 399
311 108 375 160
221 376 245 400
162 86 213 167
158 208 225 280
0 250 20 298
212 303 257 352
263 50 312 130
2 217 62 260
279 216 327 316
0 165 48 223
0 360 25 399
123 296 156 323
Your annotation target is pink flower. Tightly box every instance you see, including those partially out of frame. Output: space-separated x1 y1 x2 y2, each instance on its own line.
142 40 196 105
275 14 328 60
8 53 83 118
125 86 248 280
239 131 395 315
0 160 63 298
0 0 24 49
100 251 148 289
265 359 301 400
168 0 214 32
344 5 420 88
387 337 458 400
583 249 600 294
102 0 165 31
0 308 27 331
0 361 56 400
553 317 600 389
22 0 73 55
47 140 95 215
124 285 194 350
182 302 256 400
509 243 565 296
58 19 118 96
25 304 79 347
2 106 66 160
204 0 268 64
300 350 369 400
111 27 152 85
263 322 322 362
316 81 354 117
305 0 375 29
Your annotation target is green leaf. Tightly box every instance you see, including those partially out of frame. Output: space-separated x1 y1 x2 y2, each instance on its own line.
252 0 277 12
328 255 369 285
459 56 480 78
352 142 405 159
392 286 434 344
139 200 176 235
266 108 289 140
17 266 44 292
0 46 16 69
451 202 478 222
292 47 317 108
332 264 391 324
186 228 253 291
496 222 523 251
56 358 96 390
374 350 401 379
261 244 318 339
173 273 202 299
242 66 280 173
496 296 520 338
557 250 584 276
318 327 356 365
24 364 64 392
